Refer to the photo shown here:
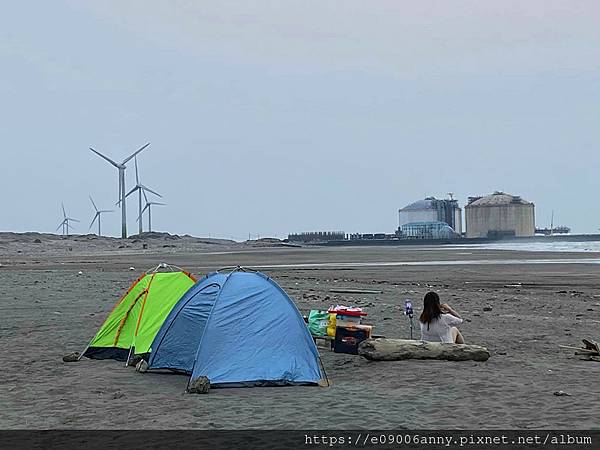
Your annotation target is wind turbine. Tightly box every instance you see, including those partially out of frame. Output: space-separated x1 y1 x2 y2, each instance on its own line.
56 203 79 237
89 196 114 236
124 156 162 235
137 190 166 233
89 143 150 238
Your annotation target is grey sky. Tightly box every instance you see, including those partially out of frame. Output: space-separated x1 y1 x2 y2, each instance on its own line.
2 1 599 239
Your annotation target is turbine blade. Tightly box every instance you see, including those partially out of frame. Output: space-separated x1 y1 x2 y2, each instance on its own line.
149 202 166 206
122 142 150 165
125 186 138 198
140 184 162 198
137 204 150 222
99 210 114 213
68 218 80 223
142 189 149 203
89 148 119 167
90 213 99 229
56 221 64 231
89 195 98 212
135 156 140 185
62 202 66 218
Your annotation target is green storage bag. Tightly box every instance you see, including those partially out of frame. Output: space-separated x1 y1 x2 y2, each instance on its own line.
308 310 329 336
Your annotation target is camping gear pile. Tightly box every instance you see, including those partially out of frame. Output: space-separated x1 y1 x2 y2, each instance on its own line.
308 305 373 355
77 265 325 391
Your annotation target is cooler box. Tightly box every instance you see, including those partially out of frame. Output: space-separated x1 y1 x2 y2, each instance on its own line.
334 325 372 355
328 309 367 327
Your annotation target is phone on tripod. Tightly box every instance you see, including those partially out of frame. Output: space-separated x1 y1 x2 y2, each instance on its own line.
404 300 414 339
404 300 414 317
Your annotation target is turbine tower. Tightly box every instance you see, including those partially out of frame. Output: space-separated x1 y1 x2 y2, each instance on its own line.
138 190 166 233
89 195 114 236
124 156 162 235
89 143 150 238
56 203 79 237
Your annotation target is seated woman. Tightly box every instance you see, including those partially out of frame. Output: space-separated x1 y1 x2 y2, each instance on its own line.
419 291 465 344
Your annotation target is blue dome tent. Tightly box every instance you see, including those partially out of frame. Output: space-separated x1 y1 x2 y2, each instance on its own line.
147 268 324 388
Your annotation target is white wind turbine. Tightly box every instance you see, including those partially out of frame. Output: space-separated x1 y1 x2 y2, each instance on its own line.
56 203 79 237
89 143 150 238
137 190 166 233
123 156 162 235
89 196 114 236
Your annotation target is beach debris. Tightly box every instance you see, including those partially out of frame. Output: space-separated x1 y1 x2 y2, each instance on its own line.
33 239 42 243
62 352 81 363
358 339 491 362
78 271 83 276
483 305 493 312
329 288 382 295
188 376 211 394
112 391 126 400
129 266 135 271
505 284 522 288
559 339 600 361
553 390 571 397
135 359 148 373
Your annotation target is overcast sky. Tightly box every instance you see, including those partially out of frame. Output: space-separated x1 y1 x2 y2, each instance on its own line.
2 1 599 239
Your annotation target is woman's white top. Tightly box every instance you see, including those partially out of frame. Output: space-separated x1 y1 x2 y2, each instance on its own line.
420 314 463 343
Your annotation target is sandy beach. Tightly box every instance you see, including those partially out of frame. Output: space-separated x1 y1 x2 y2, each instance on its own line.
1 232 599 429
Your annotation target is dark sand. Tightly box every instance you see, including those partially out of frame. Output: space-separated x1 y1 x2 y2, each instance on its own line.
1 233 600 429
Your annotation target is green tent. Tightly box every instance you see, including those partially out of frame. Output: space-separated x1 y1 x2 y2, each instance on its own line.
82 267 196 362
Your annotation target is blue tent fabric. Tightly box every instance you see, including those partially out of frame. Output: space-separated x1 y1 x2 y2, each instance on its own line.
148 273 227 372
148 271 322 387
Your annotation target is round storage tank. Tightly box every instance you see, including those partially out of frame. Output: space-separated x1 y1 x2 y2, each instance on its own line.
398 198 439 226
465 192 535 238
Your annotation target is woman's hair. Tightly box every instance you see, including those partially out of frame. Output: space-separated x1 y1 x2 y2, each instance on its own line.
419 291 442 329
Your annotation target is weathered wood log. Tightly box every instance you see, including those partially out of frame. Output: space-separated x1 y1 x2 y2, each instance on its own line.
358 338 491 362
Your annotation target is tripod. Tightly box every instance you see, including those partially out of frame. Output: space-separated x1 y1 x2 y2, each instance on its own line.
404 299 414 339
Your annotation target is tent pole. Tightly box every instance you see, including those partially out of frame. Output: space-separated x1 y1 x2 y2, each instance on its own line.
317 353 331 387
125 346 134 367
77 338 94 361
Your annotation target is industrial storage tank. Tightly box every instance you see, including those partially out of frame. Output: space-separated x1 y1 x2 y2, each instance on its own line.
465 192 535 238
398 197 462 235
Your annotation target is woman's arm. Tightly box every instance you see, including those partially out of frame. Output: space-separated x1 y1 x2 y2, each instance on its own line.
440 303 461 319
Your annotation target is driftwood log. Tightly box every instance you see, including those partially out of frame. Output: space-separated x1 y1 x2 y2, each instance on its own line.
358 338 490 362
